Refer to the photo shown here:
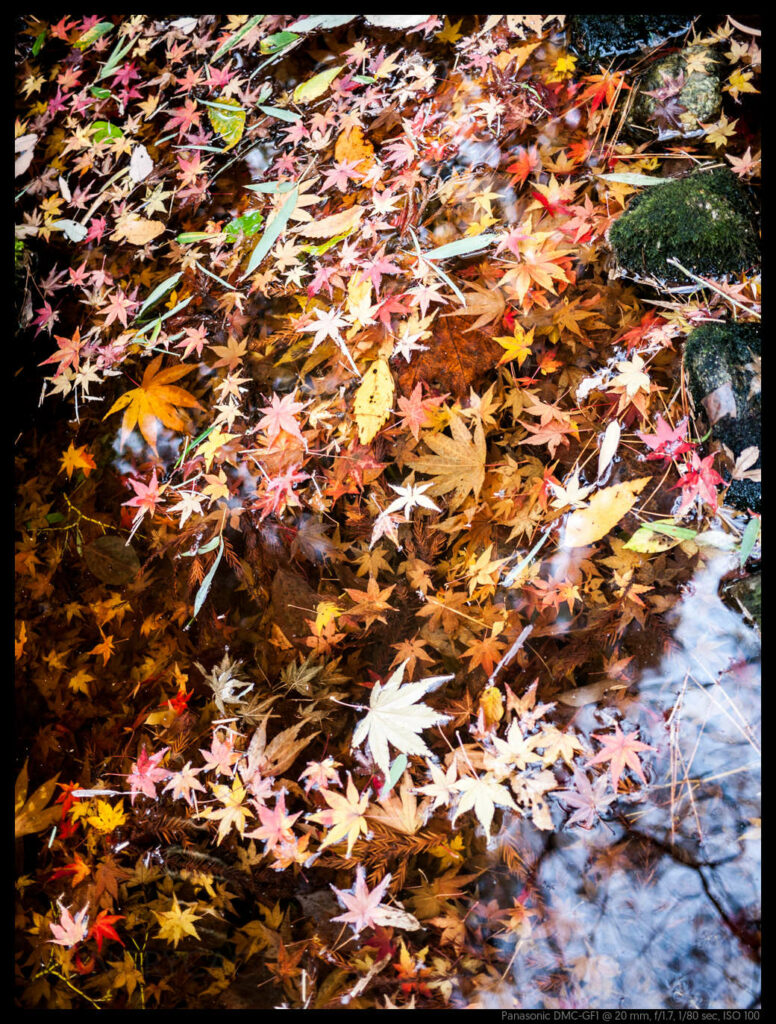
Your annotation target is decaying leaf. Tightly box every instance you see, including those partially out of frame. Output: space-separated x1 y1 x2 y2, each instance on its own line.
409 414 487 509
353 358 394 444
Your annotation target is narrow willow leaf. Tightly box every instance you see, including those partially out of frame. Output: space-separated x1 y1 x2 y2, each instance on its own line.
423 232 498 261
293 66 343 105
135 272 182 321
241 185 298 279
211 14 264 62
98 33 136 79
598 172 672 186
74 21 113 50
739 517 761 568
245 180 297 194
190 537 224 622
259 105 302 123
383 754 409 797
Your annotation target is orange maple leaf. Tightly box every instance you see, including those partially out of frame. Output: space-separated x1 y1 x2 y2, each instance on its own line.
104 355 201 452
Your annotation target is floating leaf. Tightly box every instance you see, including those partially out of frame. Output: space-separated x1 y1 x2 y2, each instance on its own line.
598 172 672 187
224 209 265 242
260 31 299 54
288 14 356 32
74 21 113 50
739 517 761 568
15 761 61 839
258 105 302 123
211 14 264 62
334 126 375 170
292 65 343 105
296 205 364 240
51 219 88 243
242 185 298 279
83 535 141 585
563 477 651 548
118 215 166 246
423 233 499 261
92 120 123 144
353 358 395 444
624 520 696 554
190 537 224 623
129 143 153 183
206 97 246 151
365 15 431 29
135 272 182 321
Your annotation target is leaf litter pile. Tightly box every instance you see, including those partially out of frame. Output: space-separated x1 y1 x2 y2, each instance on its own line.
15 14 761 1010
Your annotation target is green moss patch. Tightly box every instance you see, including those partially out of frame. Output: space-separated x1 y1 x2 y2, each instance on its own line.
609 167 759 282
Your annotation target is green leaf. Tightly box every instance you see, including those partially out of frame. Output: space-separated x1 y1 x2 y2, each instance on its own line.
353 75 376 84
211 14 264 62
301 230 352 257
98 33 136 80
135 273 182 322
624 520 697 554
423 233 499 261
90 85 112 99
258 105 302 123
241 185 298 279
292 65 343 105
739 517 761 568
205 97 246 152
224 209 265 242
92 120 124 144
188 537 224 625
75 21 114 50
383 754 408 797
176 231 222 244
260 31 299 54
32 30 47 56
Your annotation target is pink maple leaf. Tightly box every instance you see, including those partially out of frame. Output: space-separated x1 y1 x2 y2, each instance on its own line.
126 747 170 805
49 901 90 947
257 392 307 444
245 791 302 851
330 865 393 934
637 414 694 461
587 724 655 791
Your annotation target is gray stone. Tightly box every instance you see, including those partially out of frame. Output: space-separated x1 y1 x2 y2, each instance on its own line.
630 45 722 141
683 321 760 512
568 15 692 64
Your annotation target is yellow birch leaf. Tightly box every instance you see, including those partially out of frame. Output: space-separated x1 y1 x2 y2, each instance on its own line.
353 358 394 444
207 96 246 151
563 477 651 548
478 686 504 728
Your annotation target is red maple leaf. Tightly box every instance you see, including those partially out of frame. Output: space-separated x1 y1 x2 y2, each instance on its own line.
672 451 724 515
88 910 125 952
587 724 655 791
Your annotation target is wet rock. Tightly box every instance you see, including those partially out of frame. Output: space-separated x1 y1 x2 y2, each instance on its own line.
629 45 722 141
608 167 759 284
683 321 761 512
725 573 761 629
568 15 692 64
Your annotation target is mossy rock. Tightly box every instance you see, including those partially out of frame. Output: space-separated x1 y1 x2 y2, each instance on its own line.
725 573 761 630
630 45 722 140
608 167 759 284
683 321 760 512
568 15 692 64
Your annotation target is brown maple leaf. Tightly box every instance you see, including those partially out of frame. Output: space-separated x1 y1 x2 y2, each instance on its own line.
408 413 486 510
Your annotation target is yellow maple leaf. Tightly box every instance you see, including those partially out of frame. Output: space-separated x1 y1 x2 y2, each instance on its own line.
494 325 535 367
154 895 203 947
59 441 96 479
563 477 651 548
309 774 370 858
104 354 201 452
87 799 127 834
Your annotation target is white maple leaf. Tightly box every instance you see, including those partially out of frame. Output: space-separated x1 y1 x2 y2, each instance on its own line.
451 772 518 837
351 660 453 779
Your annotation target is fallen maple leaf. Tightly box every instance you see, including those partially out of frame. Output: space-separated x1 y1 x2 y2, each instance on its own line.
104 355 201 452
563 477 651 548
409 413 486 510
587 723 655 791
351 660 453 780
